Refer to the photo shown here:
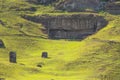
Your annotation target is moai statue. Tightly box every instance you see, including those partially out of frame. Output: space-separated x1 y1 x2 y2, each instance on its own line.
0 39 5 48
9 51 17 63
41 52 48 58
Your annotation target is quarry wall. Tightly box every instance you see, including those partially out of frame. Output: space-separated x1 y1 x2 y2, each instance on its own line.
23 14 108 39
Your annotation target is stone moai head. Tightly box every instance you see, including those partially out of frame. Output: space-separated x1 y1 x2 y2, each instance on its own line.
41 52 48 58
0 39 5 48
9 51 17 63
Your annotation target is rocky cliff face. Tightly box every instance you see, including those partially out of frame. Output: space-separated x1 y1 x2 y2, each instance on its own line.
105 1 120 14
56 0 101 12
26 0 58 5
23 14 107 39
56 0 120 12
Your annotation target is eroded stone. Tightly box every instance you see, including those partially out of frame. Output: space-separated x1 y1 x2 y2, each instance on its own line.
27 0 58 5
56 0 101 12
105 1 120 14
23 14 108 39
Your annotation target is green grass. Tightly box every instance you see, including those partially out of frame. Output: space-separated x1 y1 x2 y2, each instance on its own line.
0 0 120 80
0 12 47 37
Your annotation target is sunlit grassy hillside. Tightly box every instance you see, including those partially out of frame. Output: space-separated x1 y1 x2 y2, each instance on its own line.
0 0 120 80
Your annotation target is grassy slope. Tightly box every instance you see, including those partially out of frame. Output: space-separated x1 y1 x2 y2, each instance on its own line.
0 0 120 80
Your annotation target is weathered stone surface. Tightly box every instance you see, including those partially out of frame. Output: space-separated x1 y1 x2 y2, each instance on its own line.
56 0 101 12
41 52 48 58
0 40 5 48
9 51 17 63
56 0 119 12
23 14 107 39
105 1 120 14
26 0 58 5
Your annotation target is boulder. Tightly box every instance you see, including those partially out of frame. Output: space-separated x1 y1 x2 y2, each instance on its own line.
0 39 5 48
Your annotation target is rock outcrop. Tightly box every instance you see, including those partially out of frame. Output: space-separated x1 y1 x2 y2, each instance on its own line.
56 0 119 12
56 0 101 12
23 14 107 39
26 0 58 5
105 1 120 14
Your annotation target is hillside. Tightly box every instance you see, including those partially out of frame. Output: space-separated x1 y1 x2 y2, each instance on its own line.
0 0 120 80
